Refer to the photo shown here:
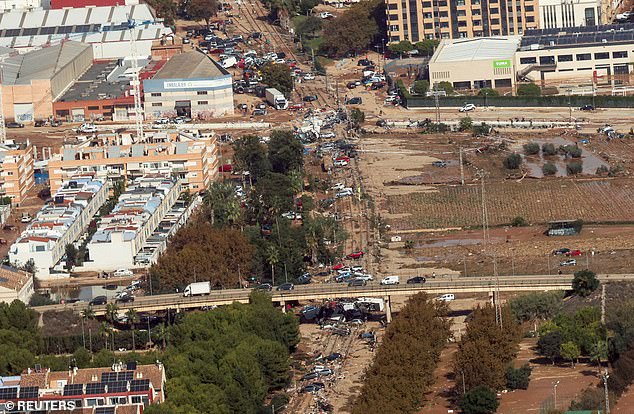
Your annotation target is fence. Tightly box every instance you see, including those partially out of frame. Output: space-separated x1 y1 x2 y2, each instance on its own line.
402 94 634 108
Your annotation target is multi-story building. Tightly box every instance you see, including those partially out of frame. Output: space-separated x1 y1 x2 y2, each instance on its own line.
47 132 219 192
85 174 182 271
539 0 601 28
0 140 34 204
0 361 166 413
9 175 108 278
143 51 234 120
386 0 540 42
0 265 34 304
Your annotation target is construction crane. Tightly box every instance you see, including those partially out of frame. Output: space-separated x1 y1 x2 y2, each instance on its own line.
127 17 145 142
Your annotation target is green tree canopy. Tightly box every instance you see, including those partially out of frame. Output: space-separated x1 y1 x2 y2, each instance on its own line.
233 135 271 181
261 63 293 97
412 80 429 95
295 15 322 36
203 182 242 227
185 0 218 26
509 291 564 322
477 88 499 97
460 385 499 414
560 341 580 367
268 130 304 174
388 40 414 56
349 108 365 130
321 1 378 56
503 153 522 169
414 39 439 56
517 83 541 96
147 0 178 25
538 330 563 364
572 270 599 297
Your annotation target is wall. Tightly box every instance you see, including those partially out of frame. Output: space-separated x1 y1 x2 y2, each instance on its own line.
0 145 35 204
2 80 53 121
50 0 137 8
53 97 134 121
402 94 634 107
50 46 94 100
429 58 516 90
539 0 599 28
92 40 154 60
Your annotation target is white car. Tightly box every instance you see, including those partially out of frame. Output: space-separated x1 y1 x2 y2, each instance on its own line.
320 132 336 139
303 73 315 80
331 183 345 191
354 273 373 281
351 265 363 272
113 268 133 277
459 103 476 112
334 160 349 167
20 213 32 223
78 123 98 133
438 293 455 301
380 276 400 285
319 12 334 18
336 188 353 198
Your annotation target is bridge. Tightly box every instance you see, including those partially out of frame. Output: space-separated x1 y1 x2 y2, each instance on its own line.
33 274 634 322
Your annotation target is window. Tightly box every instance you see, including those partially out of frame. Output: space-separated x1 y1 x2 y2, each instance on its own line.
387 3 398 9
424 23 433 29
151 92 161 97
102 105 113 109
472 0 480 4
458 21 467 26
576 53 591 61
439 11 448 17
6 172 13 176
594 52 609 60
520 57 537 64
473 20 481 25
197 91 208 95
459 31 468 38
389 26 400 32
457 10 466 16
539 56 555 65
438 1 447 5
558 54 573 62
490 7 498 13
197 101 208 105
525 5 534 10
526 16 534 22
613 51 628 59
577 67 592 71
440 22 449 27
423 12 432 18
491 18 499 24
389 13 399 20
473 9 481 15
87 106 99 110
152 103 162 107
456 0 465 4
422 1 431 6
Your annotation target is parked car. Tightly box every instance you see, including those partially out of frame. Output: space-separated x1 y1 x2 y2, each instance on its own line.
6 122 24 128
113 268 133 277
252 109 267 116
357 59 373 66
34 120 47 127
303 73 315 80
552 248 571 255
346 251 364 260
115 292 135 303
346 82 357 89
580 104 595 111
324 352 342 361
20 213 32 223
346 97 362 105
380 276 400 285
438 293 455 301
560 259 577 266
89 296 108 306
407 276 426 284
317 368 334 376
277 283 295 291
565 249 582 257
302 372 319 381
348 279 367 287
332 263 345 271
319 11 334 18
432 161 448 168
336 189 353 198
459 103 476 112
303 95 318 102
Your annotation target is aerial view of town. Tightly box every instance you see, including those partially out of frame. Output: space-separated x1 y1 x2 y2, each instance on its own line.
0 0 631 412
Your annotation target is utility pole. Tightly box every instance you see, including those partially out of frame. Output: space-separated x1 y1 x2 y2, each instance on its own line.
0 66 6 143
459 147 465 185
601 283 606 324
128 17 144 142
434 93 441 123
603 368 610 414
553 381 560 409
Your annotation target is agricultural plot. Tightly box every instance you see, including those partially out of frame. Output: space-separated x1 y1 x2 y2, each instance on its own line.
386 178 634 230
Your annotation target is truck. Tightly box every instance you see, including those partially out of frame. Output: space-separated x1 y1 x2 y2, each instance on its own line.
265 88 288 110
183 281 211 297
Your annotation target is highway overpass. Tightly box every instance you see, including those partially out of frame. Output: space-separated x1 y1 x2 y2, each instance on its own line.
34 273 634 320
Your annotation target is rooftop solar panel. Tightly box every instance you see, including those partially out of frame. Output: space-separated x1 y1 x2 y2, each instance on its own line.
130 379 150 392
18 386 38 399
106 381 128 393
62 384 83 396
0 387 18 399
85 383 107 395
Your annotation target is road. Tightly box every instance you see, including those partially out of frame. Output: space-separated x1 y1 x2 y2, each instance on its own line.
33 274 634 315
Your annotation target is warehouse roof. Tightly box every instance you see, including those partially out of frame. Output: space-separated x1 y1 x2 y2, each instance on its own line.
1 41 91 86
152 51 228 79
430 36 521 63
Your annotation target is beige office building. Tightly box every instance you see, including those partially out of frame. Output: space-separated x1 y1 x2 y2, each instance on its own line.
386 0 540 42
429 37 521 90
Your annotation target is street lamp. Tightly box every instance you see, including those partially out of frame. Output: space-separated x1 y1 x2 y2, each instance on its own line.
553 381 560 409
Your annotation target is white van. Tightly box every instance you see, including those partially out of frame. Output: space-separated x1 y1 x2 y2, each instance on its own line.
221 56 237 68
438 294 455 301
380 276 400 285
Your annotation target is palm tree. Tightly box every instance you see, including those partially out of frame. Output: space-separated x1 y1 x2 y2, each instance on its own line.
153 324 168 350
591 340 608 374
265 245 279 286
125 309 139 351
105 303 119 324
80 306 96 350
100 322 112 351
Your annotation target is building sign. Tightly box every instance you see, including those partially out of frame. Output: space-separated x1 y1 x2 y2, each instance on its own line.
163 80 218 89
492 59 511 68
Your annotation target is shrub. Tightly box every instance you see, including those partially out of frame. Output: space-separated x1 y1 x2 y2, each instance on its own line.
503 153 522 170
542 143 557 156
435 81 454 95
477 88 499 97
404 240 414 249
517 83 541 96
567 160 583 175
572 270 599 297
511 216 528 227
596 165 609 175
542 162 557 176
560 145 582 158
523 142 540 155
472 123 492 136
459 117 473 132
506 364 532 390
412 80 429 95
460 385 499 414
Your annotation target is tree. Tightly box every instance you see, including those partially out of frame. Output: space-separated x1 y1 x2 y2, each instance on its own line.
434 81 454 95
509 291 563 323
268 130 303 174
349 108 365 130
261 63 293 97
477 88 499 97
560 341 580 367
414 39 439 56
233 135 271 181
249 173 296 221
320 2 378 56
517 83 541 96
459 117 473 132
105 303 119 324
572 270 599 297
388 40 413 57
511 216 528 227
64 244 78 271
147 0 178 25
295 16 321 37
542 143 557 156
298 0 319 14
412 80 429 95
203 182 242 227
352 293 451 413
503 153 522 170
523 142 540 155
538 331 563 364
265 246 279 286
567 160 583 175
186 0 218 26
125 309 139 351
506 364 532 390
560 144 582 158
542 162 557 176
460 385 499 414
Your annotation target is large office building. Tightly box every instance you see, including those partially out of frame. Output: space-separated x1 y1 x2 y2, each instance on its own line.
143 51 234 120
0 4 172 59
386 0 619 41
47 132 219 192
9 176 108 278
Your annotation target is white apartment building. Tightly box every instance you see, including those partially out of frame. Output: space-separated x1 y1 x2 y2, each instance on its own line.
85 174 182 271
9 176 108 278
539 0 600 29
0 265 34 304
